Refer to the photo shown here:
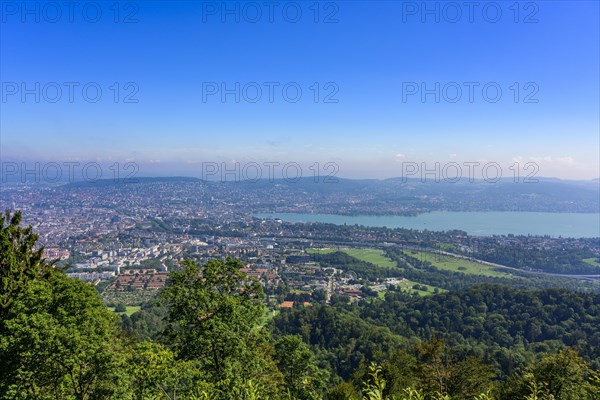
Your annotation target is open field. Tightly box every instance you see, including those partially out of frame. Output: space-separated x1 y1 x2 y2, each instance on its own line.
306 248 336 254
391 279 443 296
260 309 280 326
339 249 446 296
308 247 398 268
582 258 600 268
405 250 514 278
437 243 458 251
108 305 141 317
310 247 441 296
342 248 398 269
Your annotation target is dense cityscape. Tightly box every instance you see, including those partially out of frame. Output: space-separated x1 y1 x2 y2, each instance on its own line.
1 178 598 307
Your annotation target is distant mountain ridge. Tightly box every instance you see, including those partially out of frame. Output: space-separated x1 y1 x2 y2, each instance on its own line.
39 175 598 215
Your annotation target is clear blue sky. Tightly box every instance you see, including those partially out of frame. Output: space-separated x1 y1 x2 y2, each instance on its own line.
1 1 599 179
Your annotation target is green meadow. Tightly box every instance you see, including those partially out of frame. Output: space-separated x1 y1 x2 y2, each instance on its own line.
582 258 600 268
309 247 442 295
406 250 513 278
109 305 141 317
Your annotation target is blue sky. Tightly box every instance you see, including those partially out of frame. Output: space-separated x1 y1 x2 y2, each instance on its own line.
1 1 599 179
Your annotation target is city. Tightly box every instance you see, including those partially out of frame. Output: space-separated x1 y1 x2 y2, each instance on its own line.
1 178 597 309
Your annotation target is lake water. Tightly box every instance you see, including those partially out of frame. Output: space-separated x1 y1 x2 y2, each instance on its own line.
254 212 600 238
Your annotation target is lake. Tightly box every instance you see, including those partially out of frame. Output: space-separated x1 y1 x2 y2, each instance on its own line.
253 211 600 238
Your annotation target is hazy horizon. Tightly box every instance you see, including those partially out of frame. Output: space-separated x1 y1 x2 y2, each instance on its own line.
2 1 599 180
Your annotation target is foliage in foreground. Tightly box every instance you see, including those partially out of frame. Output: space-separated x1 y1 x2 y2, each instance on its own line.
1 211 599 399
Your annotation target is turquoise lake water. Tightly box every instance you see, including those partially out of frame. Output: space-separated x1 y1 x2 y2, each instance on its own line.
254 212 600 238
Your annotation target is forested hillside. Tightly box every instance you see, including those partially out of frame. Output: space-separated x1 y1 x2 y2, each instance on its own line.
271 286 600 375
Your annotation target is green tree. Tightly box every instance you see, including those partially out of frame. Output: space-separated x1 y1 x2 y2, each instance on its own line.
274 335 330 399
447 357 495 399
590 370 600 400
416 337 452 396
326 382 360 400
379 348 420 397
500 349 597 400
127 341 209 399
160 258 283 398
0 211 47 315
527 349 595 400
0 210 131 399
0 261 131 398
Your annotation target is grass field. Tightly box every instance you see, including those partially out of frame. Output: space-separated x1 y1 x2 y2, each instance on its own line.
108 305 141 317
437 243 458 251
582 258 600 268
306 248 336 254
307 247 398 268
406 250 513 278
309 247 442 296
260 309 280 326
342 248 398 269
392 279 442 296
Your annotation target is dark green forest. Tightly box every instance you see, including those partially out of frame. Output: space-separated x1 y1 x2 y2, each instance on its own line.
1 211 599 399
